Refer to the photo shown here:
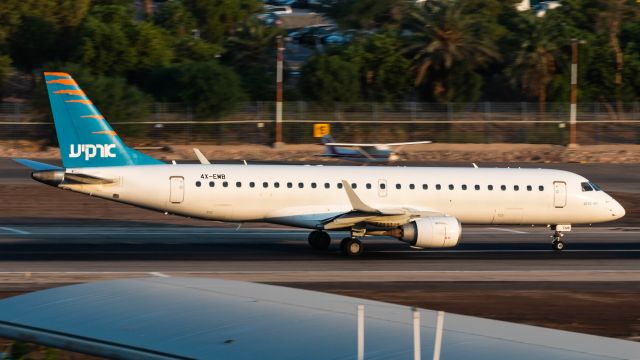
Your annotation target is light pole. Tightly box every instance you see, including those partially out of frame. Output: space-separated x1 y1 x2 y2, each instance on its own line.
274 35 284 147
569 39 586 148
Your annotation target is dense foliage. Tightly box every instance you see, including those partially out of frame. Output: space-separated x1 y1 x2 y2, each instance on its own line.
0 0 638 118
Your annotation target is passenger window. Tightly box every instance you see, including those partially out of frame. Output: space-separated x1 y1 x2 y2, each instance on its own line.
298 182 304 188
196 181 201 187
422 184 428 190
396 184 401 189
352 183 357 189
436 184 441 190
274 182 280 188
514 185 519 191
539 185 544 191
236 181 242 188
500 185 506 191
581 182 594 192
250 182 255 188
263 182 268 188
366 183 372 189
474 185 480 190
488 185 493 191
409 184 415 190
223 181 229 187
324 183 330 189
209 181 214 187
449 184 454 190
311 182 317 188
527 185 532 191
287 182 293 188
462 185 467 190
337 183 343 189
380 183 386 190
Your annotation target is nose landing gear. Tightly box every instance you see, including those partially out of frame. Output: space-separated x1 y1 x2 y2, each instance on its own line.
550 225 571 251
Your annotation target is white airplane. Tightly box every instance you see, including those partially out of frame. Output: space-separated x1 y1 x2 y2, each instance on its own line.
15 72 625 256
319 134 432 162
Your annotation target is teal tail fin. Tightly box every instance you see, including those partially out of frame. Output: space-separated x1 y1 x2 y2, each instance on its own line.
44 72 162 168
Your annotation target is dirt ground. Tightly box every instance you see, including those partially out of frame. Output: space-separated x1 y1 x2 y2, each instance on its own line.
2 141 640 163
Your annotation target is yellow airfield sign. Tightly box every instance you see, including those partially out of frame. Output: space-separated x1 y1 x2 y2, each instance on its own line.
313 123 331 138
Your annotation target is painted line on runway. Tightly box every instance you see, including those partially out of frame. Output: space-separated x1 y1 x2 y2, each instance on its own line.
488 228 528 234
149 272 171 278
378 249 640 253
0 227 30 235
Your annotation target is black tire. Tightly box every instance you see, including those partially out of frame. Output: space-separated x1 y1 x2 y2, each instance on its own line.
552 240 565 251
340 237 364 256
308 230 331 251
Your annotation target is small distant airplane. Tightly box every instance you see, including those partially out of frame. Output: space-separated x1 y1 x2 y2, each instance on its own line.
319 134 432 163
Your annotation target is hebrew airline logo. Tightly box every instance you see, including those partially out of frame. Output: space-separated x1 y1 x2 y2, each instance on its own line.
69 144 117 160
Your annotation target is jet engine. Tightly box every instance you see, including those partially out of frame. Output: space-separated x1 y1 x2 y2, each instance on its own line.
395 217 461 248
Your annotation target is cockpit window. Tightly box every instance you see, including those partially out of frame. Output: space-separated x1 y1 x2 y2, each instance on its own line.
581 182 594 192
590 182 602 191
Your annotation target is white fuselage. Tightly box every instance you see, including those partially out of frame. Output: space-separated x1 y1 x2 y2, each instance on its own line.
60 164 625 229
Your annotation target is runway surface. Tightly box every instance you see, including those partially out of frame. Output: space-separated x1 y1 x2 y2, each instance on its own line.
0 224 639 282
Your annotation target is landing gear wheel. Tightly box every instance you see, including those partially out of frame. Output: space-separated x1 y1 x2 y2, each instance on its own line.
308 230 331 251
340 237 363 256
552 239 565 251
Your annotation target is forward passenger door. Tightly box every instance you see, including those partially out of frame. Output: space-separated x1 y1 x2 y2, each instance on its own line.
553 181 566 208
170 176 184 204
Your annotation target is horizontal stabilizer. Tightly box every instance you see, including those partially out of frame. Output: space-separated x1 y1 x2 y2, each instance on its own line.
13 159 63 171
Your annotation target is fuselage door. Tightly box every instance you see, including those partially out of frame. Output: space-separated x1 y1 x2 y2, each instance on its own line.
170 176 185 204
378 179 387 197
553 181 567 208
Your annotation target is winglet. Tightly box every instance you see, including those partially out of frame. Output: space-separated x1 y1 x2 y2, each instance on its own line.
193 148 210 164
341 180 379 213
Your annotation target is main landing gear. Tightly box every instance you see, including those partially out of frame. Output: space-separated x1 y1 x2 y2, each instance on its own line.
308 230 331 251
340 237 364 257
307 230 365 256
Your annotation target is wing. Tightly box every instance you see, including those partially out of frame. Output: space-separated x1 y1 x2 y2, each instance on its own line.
321 180 443 230
322 141 432 147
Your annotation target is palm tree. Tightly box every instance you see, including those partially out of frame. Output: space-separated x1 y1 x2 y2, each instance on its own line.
403 0 500 90
508 15 559 114
597 0 639 118
227 18 283 66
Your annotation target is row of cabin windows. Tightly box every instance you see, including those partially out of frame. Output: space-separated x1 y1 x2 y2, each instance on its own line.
194 181 545 192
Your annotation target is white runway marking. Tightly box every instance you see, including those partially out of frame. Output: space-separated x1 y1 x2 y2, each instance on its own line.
0 227 30 235
488 228 528 234
149 272 170 278
378 249 640 253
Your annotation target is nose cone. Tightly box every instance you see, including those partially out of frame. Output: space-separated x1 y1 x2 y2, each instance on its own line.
612 200 626 220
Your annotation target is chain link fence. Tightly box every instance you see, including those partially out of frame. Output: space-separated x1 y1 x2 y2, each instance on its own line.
1 101 639 145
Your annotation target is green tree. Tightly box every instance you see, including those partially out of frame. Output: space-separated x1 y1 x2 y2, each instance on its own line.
507 15 561 113
155 0 197 37
148 61 246 118
342 31 412 102
403 0 500 101
79 5 174 76
596 0 639 115
79 5 137 74
300 55 360 104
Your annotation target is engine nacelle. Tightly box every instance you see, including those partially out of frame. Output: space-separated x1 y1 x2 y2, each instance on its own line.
398 217 461 248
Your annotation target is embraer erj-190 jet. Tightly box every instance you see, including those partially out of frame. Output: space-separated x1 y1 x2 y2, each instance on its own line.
15 72 625 256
